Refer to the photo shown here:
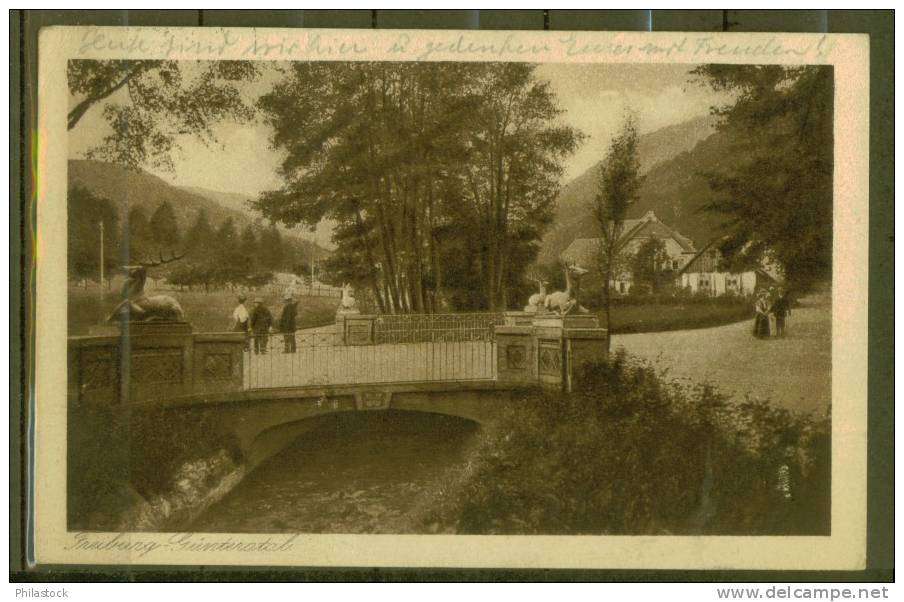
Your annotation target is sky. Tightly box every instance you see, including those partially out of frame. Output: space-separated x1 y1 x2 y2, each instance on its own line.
69 62 729 200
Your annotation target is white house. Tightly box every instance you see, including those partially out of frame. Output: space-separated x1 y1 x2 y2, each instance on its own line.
677 241 777 296
561 210 698 295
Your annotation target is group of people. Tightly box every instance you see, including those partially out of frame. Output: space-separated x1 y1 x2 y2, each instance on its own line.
232 293 298 354
753 286 791 339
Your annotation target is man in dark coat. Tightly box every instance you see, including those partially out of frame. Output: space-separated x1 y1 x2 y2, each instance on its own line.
771 287 792 337
249 297 273 354
278 292 298 353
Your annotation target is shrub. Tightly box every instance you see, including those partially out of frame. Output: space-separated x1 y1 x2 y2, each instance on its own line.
68 404 243 530
422 351 830 535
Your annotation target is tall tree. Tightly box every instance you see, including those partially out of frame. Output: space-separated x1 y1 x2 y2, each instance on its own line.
692 65 833 288
185 209 214 255
68 186 119 285
149 201 181 252
632 238 670 294
122 206 152 264
238 224 259 276
67 60 259 171
592 115 643 341
213 217 245 286
258 225 284 272
256 62 580 313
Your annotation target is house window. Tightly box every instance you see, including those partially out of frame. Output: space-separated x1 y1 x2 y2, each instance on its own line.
672 259 679 270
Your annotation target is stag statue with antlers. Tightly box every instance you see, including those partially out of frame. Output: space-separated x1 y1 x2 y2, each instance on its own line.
107 251 186 323
544 258 590 316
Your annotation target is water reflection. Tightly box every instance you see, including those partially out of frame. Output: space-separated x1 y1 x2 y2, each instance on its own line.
192 411 480 533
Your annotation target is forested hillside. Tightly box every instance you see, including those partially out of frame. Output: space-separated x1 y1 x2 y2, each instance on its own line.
67 160 329 288
538 115 723 263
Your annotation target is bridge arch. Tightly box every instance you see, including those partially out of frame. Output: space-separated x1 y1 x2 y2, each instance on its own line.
245 406 484 471
196 383 511 469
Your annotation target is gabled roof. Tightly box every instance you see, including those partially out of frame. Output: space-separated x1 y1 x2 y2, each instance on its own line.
624 220 697 253
563 211 697 266
678 238 781 280
561 237 602 267
677 239 722 276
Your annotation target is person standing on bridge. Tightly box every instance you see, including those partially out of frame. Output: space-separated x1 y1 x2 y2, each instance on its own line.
250 297 273 354
278 292 298 353
232 294 250 352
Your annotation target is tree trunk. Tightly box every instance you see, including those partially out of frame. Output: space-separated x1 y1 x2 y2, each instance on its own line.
353 207 386 314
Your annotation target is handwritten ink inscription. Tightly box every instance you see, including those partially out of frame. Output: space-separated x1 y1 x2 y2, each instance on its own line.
74 28 835 63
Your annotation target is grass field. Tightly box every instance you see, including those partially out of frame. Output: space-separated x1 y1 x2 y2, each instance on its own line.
69 286 752 336
606 301 753 334
68 287 339 336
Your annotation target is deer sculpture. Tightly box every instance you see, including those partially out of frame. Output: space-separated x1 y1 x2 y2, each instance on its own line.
523 270 549 313
544 259 590 316
339 282 357 311
106 251 186 323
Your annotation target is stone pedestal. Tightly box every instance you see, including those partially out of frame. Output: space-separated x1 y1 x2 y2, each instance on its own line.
494 313 608 392
503 311 534 327
496 324 535 385
337 312 376 345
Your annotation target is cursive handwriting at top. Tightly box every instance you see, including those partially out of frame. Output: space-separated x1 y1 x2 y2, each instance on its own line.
412 33 551 61
73 28 834 63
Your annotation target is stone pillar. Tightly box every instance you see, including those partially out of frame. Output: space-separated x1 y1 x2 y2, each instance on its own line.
563 326 609 392
528 314 609 392
531 316 567 389
495 324 535 385
338 312 376 345
192 332 246 397
502 311 534 327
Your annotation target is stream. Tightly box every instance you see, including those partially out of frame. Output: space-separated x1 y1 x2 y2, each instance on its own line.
191 411 480 533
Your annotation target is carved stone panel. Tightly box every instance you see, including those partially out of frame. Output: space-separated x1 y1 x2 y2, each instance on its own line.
130 348 184 385
345 321 374 345
538 339 562 377
78 347 118 405
203 352 233 380
505 344 527 370
355 390 392 410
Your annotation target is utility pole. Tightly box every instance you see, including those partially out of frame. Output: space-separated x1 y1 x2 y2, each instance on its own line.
99 220 105 296
310 247 315 286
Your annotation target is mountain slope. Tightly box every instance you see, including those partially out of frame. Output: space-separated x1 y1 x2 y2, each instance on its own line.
68 160 329 257
179 185 254 215
181 184 337 250
538 115 727 264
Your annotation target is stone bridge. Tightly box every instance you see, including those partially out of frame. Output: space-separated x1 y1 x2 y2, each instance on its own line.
68 313 607 467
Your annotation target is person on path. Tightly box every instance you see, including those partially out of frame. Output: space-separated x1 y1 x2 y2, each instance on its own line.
232 294 250 351
767 286 779 336
753 289 772 339
249 297 273 354
278 292 298 353
771 287 792 337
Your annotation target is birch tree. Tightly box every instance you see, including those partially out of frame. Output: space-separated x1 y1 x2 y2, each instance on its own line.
593 115 643 340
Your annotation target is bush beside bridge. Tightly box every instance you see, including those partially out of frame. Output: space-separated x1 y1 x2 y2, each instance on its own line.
421 351 830 536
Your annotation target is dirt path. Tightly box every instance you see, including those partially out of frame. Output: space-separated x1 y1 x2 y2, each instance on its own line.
611 296 831 415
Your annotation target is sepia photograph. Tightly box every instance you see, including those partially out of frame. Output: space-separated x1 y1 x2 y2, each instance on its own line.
30 26 870 569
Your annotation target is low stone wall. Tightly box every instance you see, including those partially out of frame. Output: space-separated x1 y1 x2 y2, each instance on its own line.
68 322 245 407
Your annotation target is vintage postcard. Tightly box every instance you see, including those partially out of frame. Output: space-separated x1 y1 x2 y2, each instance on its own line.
32 26 869 569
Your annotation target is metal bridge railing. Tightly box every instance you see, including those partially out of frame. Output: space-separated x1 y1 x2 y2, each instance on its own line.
372 312 504 344
244 316 501 390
